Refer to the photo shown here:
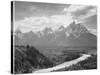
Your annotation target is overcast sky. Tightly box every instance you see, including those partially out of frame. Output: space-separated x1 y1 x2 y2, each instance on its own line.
14 1 97 35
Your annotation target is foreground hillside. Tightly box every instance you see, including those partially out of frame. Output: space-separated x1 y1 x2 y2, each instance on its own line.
14 45 54 74
14 45 97 74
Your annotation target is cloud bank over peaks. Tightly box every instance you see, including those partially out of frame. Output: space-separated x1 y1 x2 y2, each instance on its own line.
14 4 97 34
14 14 74 33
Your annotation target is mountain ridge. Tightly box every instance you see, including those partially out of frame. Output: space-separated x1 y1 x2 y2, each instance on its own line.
14 21 97 47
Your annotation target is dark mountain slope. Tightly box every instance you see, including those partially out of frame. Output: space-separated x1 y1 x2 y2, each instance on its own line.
14 45 54 74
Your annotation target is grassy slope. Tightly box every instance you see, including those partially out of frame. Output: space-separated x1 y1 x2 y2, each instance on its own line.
14 45 54 74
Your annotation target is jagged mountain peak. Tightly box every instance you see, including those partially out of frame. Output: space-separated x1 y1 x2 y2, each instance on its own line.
58 25 65 31
15 29 23 39
68 21 88 33
43 27 53 34
15 20 96 47
66 21 89 37
37 31 44 37
15 29 22 34
28 30 34 34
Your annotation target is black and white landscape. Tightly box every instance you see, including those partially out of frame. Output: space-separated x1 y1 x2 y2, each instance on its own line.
12 1 97 74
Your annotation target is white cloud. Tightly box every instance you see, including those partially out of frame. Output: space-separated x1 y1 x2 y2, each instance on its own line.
63 5 87 13
14 14 74 33
63 5 97 22
78 7 97 21
15 5 97 33
63 5 89 23
29 6 37 11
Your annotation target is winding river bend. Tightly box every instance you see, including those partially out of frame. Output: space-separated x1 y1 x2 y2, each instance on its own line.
34 54 91 73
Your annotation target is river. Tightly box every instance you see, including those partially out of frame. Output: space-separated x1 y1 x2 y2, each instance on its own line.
34 54 91 73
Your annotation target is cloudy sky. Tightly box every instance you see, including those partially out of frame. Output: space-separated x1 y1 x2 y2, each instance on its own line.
14 1 97 35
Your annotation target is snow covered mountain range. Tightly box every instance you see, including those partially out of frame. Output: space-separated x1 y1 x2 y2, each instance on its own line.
14 21 97 47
